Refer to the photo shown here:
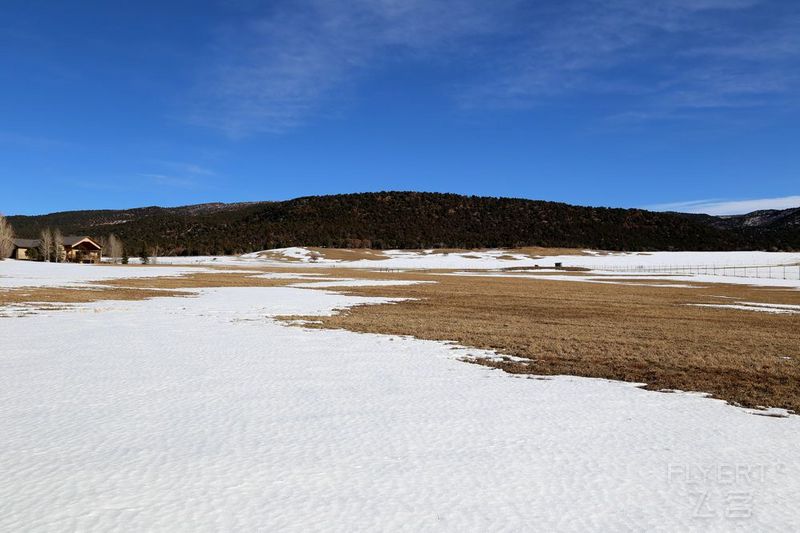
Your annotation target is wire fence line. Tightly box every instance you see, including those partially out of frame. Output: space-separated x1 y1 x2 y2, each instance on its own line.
584 263 800 280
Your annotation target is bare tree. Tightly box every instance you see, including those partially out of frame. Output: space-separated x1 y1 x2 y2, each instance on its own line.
98 235 108 255
53 228 64 263
107 233 123 263
0 214 14 260
40 228 53 262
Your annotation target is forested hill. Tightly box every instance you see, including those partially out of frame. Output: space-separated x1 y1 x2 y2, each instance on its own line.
7 192 800 255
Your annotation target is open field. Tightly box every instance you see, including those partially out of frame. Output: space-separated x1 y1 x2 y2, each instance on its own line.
3 256 799 411
1 253 800 529
156 247 800 275
284 271 800 412
306 247 390 261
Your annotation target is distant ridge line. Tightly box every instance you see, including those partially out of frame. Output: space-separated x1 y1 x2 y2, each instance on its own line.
7 192 800 255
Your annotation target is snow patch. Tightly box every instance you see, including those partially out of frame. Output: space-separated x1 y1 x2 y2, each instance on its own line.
688 302 800 314
0 260 206 289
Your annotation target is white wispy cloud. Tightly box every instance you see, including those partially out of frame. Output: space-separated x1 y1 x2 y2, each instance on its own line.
190 0 800 136
460 0 799 114
190 0 516 136
647 195 800 215
140 173 199 189
157 161 217 176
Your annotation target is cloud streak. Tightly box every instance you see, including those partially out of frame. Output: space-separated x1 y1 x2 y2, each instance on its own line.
192 0 514 137
461 0 798 113
141 173 200 189
191 0 800 136
648 195 800 215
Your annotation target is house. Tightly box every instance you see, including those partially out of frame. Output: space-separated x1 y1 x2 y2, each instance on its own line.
11 239 41 260
12 236 103 263
62 236 103 263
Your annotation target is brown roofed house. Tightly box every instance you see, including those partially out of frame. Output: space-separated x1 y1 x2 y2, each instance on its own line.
12 236 102 263
62 236 102 263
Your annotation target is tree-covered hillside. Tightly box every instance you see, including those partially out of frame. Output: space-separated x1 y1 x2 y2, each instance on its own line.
7 192 800 255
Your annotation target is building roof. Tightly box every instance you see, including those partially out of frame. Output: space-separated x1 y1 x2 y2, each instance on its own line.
13 238 41 248
13 236 102 250
62 236 84 246
62 236 101 249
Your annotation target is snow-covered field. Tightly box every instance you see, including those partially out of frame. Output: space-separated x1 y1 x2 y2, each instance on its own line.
1 260 799 530
151 247 800 272
2 285 799 530
140 247 800 290
0 260 206 289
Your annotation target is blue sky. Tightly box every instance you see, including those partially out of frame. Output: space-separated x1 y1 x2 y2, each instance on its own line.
1 0 798 216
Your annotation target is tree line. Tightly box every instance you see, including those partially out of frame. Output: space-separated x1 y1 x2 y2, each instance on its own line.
6 192 800 256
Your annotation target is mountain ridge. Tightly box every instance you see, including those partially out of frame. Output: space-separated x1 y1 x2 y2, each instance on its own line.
6 192 799 254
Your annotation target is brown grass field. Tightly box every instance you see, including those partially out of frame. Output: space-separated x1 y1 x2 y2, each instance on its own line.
0 270 310 307
281 269 800 413
306 248 390 261
1 265 798 412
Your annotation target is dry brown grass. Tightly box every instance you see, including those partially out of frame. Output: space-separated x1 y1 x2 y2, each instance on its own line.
417 247 592 257
95 270 309 290
515 246 595 258
306 248 389 261
0 285 193 306
0 270 324 307
254 250 304 262
499 266 591 272
251 248 390 262
283 271 800 412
